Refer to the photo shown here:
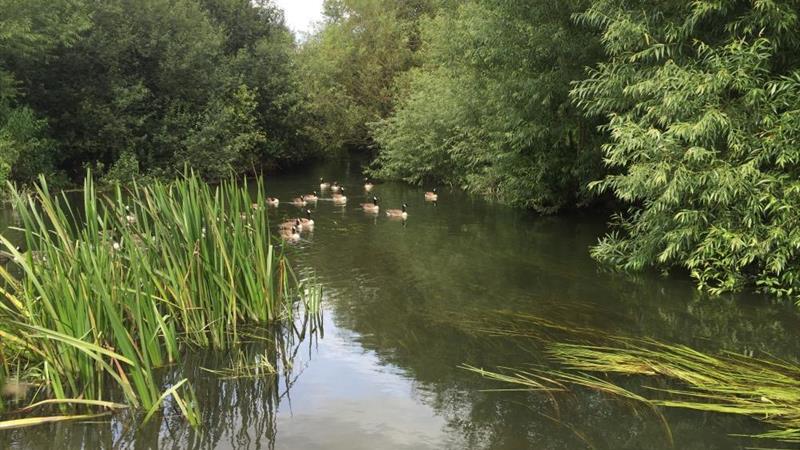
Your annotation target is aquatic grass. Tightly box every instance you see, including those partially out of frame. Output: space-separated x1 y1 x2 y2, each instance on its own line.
0 413 112 431
0 171 316 427
200 349 277 379
458 310 800 444
544 341 800 443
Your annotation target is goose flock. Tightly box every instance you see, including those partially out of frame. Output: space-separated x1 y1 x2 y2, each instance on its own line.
270 177 436 242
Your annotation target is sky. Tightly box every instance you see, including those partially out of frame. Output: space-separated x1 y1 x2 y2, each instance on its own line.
274 0 324 34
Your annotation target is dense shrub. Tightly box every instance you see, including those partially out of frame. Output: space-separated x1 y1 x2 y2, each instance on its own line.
574 0 800 299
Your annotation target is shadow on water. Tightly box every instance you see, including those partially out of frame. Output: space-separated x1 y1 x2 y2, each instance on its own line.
2 159 800 449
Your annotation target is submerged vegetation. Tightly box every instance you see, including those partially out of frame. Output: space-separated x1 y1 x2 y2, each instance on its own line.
458 310 800 444
548 341 800 444
0 172 319 427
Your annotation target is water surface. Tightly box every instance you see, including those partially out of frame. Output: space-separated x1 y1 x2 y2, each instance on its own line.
3 160 799 449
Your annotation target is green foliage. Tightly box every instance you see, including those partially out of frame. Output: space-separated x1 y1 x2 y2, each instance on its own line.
371 0 604 212
0 0 313 188
0 0 89 190
0 107 57 185
101 150 140 184
575 0 800 299
0 171 314 422
179 85 267 179
202 0 317 163
297 0 435 152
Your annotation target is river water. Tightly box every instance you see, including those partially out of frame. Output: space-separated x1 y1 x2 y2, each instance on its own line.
2 159 800 449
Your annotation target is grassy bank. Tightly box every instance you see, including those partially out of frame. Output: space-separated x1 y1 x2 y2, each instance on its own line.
0 172 318 428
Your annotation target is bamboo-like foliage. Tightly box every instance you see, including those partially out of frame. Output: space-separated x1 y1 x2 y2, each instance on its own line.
573 0 800 300
0 171 314 425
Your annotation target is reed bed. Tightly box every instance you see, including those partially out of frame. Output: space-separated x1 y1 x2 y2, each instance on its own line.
459 310 800 444
0 172 319 428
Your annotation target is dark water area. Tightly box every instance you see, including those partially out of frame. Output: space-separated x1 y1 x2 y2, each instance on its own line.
2 159 800 449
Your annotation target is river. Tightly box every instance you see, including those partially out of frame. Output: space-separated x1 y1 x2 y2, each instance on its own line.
2 159 799 449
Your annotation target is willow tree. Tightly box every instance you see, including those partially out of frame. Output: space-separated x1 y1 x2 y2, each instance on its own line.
575 1 800 299
297 0 436 153
371 0 604 212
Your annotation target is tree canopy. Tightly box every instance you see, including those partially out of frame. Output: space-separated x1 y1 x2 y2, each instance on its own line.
575 0 800 298
6 0 800 300
370 0 605 212
0 0 312 186
296 0 435 153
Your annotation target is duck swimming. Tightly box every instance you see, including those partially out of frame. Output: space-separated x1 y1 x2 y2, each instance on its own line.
361 196 380 213
280 218 303 232
424 188 438 202
280 226 301 242
332 187 347 204
299 209 314 231
386 203 408 219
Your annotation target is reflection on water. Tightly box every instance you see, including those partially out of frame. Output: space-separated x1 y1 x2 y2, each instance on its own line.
2 159 800 449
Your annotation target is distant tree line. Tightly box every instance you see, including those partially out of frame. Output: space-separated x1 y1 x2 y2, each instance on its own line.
301 0 800 300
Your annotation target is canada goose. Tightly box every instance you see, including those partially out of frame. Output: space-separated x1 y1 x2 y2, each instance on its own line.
299 209 314 231
251 203 261 210
424 188 438 202
267 197 279 207
280 226 301 241
331 182 341 193
386 203 408 219
332 187 347 204
291 196 307 207
319 178 331 190
280 218 303 232
361 196 380 213
303 191 319 202
364 178 374 191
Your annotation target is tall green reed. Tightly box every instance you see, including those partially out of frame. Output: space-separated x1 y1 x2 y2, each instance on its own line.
0 171 315 426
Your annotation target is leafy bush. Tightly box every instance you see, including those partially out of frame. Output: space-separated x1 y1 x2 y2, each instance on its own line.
178 85 267 179
574 0 800 299
101 150 140 184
